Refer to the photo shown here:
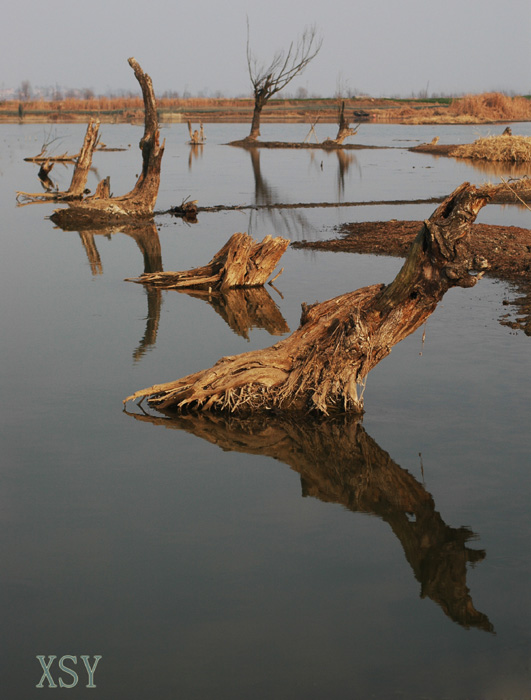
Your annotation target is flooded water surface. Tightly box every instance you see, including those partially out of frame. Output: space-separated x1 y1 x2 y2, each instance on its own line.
1 122 530 699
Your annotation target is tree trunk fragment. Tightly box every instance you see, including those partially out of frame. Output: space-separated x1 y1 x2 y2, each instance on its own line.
126 232 289 290
124 182 494 415
323 101 359 146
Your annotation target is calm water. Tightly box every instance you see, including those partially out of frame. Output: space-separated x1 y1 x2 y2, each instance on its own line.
1 122 530 699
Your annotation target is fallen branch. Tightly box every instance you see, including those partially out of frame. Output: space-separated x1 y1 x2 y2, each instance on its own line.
24 152 78 163
126 232 289 290
124 182 493 415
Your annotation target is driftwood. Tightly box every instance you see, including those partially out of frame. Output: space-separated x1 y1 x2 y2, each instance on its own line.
126 232 289 291
16 119 100 203
123 410 493 632
50 58 164 227
124 183 493 414
169 197 198 222
24 151 79 163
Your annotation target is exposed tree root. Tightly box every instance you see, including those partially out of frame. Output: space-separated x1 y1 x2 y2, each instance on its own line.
125 182 494 415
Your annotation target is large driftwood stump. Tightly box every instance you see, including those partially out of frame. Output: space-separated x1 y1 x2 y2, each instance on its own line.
124 183 493 415
50 58 164 227
126 232 289 290
123 410 493 632
16 119 101 203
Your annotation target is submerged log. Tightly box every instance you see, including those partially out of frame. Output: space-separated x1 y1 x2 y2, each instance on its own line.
122 410 494 632
16 119 101 203
126 232 289 290
50 58 164 227
124 182 493 415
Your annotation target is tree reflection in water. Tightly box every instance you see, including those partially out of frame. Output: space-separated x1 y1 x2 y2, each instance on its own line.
124 408 494 633
178 287 289 340
53 217 291 359
247 147 315 240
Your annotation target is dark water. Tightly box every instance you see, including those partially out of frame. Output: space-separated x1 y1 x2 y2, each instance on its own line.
1 122 530 699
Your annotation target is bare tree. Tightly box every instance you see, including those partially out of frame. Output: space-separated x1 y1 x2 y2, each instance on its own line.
246 21 322 141
18 80 32 101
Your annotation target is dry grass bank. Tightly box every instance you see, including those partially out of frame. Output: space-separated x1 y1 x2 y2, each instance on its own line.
449 93 531 121
2 92 529 125
379 92 531 125
450 135 531 162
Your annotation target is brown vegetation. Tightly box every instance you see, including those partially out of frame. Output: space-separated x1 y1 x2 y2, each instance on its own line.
378 92 531 125
449 92 531 121
449 134 531 162
4 92 530 125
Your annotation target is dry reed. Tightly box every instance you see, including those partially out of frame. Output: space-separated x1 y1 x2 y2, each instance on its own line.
449 93 531 121
449 135 531 162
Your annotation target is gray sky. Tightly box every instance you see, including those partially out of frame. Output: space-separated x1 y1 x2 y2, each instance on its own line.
3 0 530 98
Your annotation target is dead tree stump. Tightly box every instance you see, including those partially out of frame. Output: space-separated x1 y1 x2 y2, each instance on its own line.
50 58 164 227
124 182 493 415
16 119 101 203
126 233 289 290
322 101 359 147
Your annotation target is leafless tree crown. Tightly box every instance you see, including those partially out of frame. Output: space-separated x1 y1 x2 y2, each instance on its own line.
246 21 322 100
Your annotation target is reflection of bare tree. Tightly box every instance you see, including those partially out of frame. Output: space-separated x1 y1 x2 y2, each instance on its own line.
133 286 163 362
188 144 204 170
123 409 494 633
335 149 361 199
78 231 103 274
179 287 289 339
248 147 314 240
53 219 164 359
37 161 56 191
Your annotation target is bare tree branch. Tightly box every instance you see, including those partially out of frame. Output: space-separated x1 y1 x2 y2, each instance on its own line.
246 20 322 140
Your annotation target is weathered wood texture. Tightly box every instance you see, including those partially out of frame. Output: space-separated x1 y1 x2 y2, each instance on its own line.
124 182 493 415
50 58 164 227
126 233 289 290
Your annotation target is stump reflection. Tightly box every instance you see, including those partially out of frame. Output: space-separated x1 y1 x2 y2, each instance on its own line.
123 409 494 633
